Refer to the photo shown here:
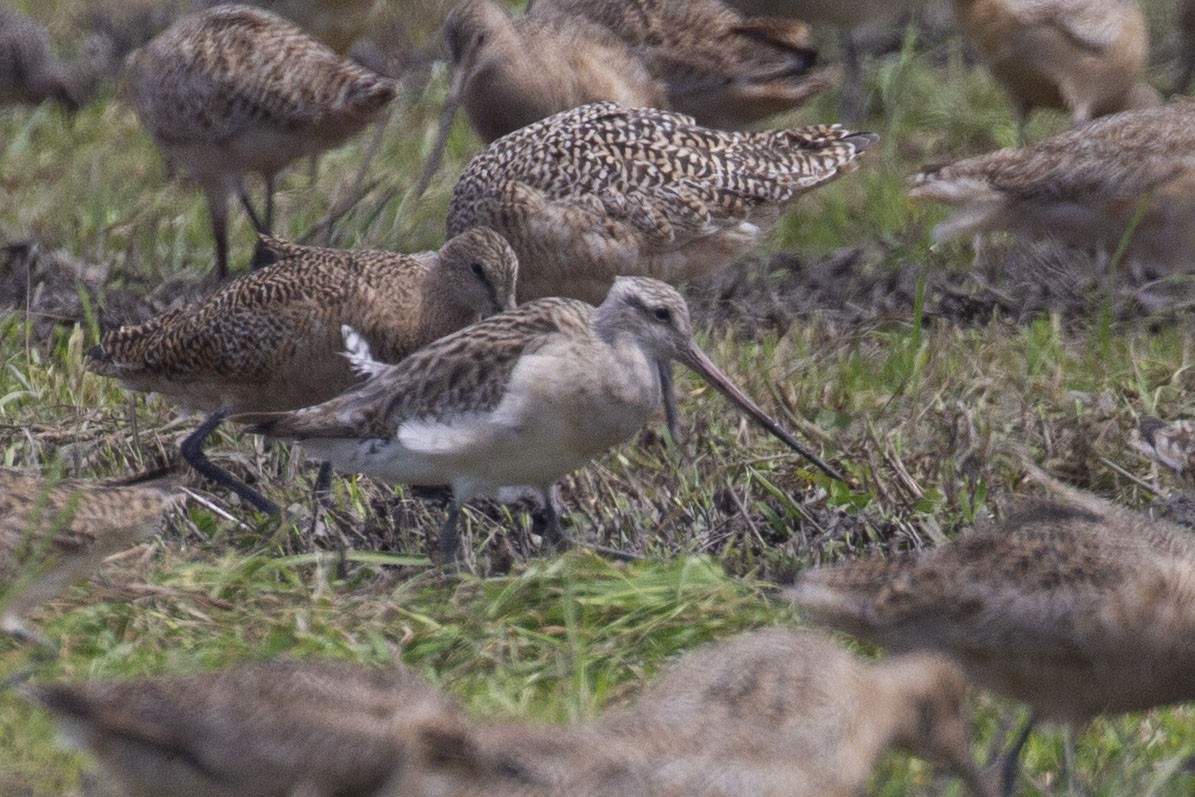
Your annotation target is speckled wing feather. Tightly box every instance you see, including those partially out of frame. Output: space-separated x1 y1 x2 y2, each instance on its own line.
449 102 873 248
87 238 421 385
796 501 1194 664
0 469 178 574
124 5 394 147
254 297 595 440
912 103 1195 204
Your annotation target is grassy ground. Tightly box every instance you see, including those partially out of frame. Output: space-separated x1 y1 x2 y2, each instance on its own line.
3 0 1195 795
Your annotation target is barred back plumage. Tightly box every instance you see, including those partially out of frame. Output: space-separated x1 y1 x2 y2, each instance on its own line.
448 103 876 303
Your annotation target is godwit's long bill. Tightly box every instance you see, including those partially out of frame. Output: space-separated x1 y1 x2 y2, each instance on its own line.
243 277 844 562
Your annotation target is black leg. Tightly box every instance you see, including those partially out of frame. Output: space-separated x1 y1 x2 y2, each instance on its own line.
840 30 864 123
205 187 230 279
438 503 463 565
1000 713 1037 797
308 462 349 578
262 174 275 236
540 485 570 552
181 410 279 515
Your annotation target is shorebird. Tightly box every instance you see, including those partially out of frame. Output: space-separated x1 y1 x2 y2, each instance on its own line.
123 4 396 279
245 277 845 562
909 102 1195 274
600 627 993 797
1130 416 1195 485
28 659 466 797
527 0 826 129
0 6 108 110
951 0 1159 138
447 102 876 305
442 0 663 144
790 472 1195 795
86 228 518 514
389 629 992 796
715 0 927 120
0 469 180 647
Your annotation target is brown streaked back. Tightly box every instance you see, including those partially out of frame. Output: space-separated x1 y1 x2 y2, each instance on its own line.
85 228 518 414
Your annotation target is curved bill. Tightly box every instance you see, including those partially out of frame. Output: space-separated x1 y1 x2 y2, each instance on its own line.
413 66 467 199
675 343 847 484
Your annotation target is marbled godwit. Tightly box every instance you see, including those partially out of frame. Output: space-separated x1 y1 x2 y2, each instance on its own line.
28 659 465 797
442 0 663 143
447 102 876 305
790 476 1195 794
909 102 1195 274
600 627 993 797
1131 416 1195 485
86 228 518 514
124 4 396 278
527 0 826 129
0 6 107 110
715 0 926 120
0 469 180 647
246 277 845 562
952 0 1159 137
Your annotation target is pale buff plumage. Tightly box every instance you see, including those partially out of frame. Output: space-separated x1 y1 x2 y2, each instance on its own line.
124 4 396 278
952 0 1159 130
0 469 180 644
389 629 992 796
443 0 664 143
86 228 518 514
245 277 841 560
447 102 876 304
28 659 465 797
222 0 383 52
909 102 1195 272
527 0 826 129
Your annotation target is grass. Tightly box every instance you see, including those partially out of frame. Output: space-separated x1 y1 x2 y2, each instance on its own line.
3 0 1195 795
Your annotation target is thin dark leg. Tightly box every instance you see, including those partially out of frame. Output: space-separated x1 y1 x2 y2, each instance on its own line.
438 503 463 565
840 30 864 123
540 485 570 552
237 183 267 234
262 174 275 235
205 187 230 279
307 462 349 577
657 360 680 443
1000 713 1037 797
181 410 279 515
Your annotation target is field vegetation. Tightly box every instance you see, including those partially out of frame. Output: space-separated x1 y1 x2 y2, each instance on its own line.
2 0 1195 794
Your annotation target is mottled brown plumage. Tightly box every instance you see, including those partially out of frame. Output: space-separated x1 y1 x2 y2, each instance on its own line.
952 0 1159 132
528 0 826 129
443 0 663 143
30 659 466 797
792 474 1195 792
124 4 396 278
909 102 1195 272
0 469 180 644
248 277 841 560
86 228 518 513
448 102 876 304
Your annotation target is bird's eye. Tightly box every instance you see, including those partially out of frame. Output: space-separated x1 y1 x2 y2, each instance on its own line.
470 262 486 279
653 307 672 323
